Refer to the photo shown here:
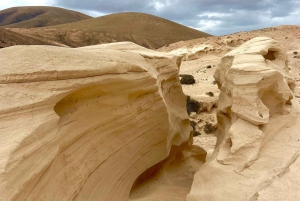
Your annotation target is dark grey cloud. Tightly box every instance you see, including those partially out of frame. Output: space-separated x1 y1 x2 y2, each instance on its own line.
50 0 300 36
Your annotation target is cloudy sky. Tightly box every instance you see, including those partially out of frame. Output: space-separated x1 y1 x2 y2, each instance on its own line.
0 0 300 35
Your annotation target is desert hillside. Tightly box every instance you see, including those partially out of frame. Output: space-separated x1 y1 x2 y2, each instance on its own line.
0 6 91 28
0 27 55 48
7 12 211 49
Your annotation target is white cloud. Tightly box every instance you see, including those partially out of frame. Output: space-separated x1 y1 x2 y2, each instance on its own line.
270 12 300 26
77 10 106 17
153 1 165 10
0 0 53 10
149 0 171 11
194 19 223 34
198 12 231 18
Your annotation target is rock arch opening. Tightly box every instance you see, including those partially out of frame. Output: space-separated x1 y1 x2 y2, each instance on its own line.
263 49 277 61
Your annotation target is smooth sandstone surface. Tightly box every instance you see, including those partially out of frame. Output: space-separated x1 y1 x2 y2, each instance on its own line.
0 43 193 201
187 37 300 201
169 44 213 61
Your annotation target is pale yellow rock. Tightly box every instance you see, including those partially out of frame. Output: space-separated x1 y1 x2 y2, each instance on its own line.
169 44 213 61
187 37 300 201
0 43 191 201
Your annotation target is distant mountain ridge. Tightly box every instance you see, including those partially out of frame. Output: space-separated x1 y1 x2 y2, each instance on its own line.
0 7 212 49
6 12 211 49
0 6 92 28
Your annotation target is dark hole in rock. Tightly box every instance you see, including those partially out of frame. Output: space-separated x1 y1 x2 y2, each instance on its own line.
286 100 292 105
229 138 232 148
263 50 276 60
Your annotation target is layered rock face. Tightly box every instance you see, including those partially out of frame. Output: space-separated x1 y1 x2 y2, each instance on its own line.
0 43 192 201
187 37 300 200
169 44 213 61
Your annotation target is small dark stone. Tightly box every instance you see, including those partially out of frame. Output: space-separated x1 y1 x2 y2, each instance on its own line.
190 121 197 129
193 131 201 137
206 92 214 97
180 74 195 85
204 122 216 134
186 96 201 115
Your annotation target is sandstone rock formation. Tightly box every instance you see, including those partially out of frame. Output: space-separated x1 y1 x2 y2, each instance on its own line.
187 37 300 201
169 44 213 61
0 43 194 201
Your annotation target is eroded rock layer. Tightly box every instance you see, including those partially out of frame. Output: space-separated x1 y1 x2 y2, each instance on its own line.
187 37 300 201
0 43 191 201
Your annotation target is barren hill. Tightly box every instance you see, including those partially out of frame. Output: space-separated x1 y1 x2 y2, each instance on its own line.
0 28 55 48
0 6 91 28
8 12 211 49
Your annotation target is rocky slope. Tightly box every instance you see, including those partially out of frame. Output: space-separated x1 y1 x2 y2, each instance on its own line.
0 6 91 28
0 28 55 48
0 43 205 201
